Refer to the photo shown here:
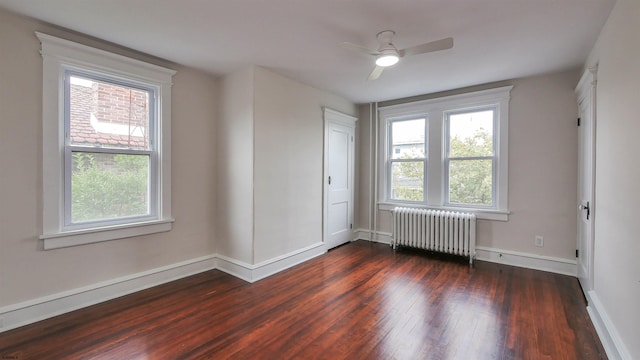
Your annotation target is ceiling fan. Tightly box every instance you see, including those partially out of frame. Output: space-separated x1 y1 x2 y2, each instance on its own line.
341 30 454 80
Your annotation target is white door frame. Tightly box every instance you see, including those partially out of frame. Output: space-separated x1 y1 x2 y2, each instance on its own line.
323 107 357 250
575 66 597 292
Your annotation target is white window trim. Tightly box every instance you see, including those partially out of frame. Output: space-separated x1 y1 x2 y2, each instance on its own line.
378 86 513 221
37 32 176 249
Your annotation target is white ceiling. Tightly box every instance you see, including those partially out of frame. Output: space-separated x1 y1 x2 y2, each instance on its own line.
0 0 615 103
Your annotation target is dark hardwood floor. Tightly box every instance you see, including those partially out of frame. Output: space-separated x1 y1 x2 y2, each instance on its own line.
0 241 606 359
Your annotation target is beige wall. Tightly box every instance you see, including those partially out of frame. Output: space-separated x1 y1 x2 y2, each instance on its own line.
0 9 219 306
216 67 255 264
356 69 581 260
218 66 356 265
585 0 640 356
355 104 373 236
253 67 356 263
482 71 579 258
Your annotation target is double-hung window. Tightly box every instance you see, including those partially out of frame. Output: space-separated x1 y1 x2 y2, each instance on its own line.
38 33 176 249
444 107 496 207
65 72 155 225
379 86 512 220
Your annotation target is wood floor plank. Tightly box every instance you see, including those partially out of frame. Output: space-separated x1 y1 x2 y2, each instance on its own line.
0 241 607 359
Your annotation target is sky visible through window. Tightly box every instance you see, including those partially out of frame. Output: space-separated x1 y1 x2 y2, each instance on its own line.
449 110 493 149
392 118 425 144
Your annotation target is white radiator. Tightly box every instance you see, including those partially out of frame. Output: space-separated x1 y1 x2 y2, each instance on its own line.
391 207 476 264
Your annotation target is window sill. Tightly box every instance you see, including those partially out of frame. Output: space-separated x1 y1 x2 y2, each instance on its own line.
377 202 509 221
40 218 175 250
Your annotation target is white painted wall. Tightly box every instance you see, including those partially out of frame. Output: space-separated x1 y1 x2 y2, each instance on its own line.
216 67 255 264
357 69 581 261
584 0 640 357
0 9 219 307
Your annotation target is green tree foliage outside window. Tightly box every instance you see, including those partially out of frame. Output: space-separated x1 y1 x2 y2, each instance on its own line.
391 159 424 201
71 153 149 223
448 128 493 206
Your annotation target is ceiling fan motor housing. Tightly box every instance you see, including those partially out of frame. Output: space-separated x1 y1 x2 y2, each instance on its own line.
376 30 396 44
375 30 400 66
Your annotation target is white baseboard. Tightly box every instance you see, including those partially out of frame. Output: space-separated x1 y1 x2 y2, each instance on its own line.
251 242 326 282
214 254 255 282
0 242 328 333
0 255 217 333
215 242 326 283
354 228 392 244
586 290 632 360
475 246 577 276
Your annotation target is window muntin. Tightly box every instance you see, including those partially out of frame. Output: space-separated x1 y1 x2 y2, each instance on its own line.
64 71 158 229
445 108 496 207
388 118 426 202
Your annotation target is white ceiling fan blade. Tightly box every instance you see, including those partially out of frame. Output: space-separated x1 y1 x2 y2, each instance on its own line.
340 42 380 56
399 37 454 57
368 66 384 81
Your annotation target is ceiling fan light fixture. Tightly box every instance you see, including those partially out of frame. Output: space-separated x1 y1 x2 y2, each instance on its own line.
376 54 399 67
341 30 453 80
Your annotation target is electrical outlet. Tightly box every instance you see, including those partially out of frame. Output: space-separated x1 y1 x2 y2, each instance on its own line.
535 235 544 247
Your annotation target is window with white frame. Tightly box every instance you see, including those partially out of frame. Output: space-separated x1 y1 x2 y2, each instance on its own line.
38 32 176 249
379 86 512 220
389 118 427 202
445 107 496 207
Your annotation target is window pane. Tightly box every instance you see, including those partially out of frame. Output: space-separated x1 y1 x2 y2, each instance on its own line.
391 161 424 201
392 119 425 159
71 152 150 223
69 75 151 150
449 110 493 157
448 159 493 206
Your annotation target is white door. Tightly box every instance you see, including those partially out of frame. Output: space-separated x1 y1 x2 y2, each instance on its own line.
576 67 597 292
323 108 357 250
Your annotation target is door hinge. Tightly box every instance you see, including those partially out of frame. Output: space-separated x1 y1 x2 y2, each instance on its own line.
350 223 353 229
577 117 581 126
351 135 354 142
576 249 579 258
582 201 590 220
